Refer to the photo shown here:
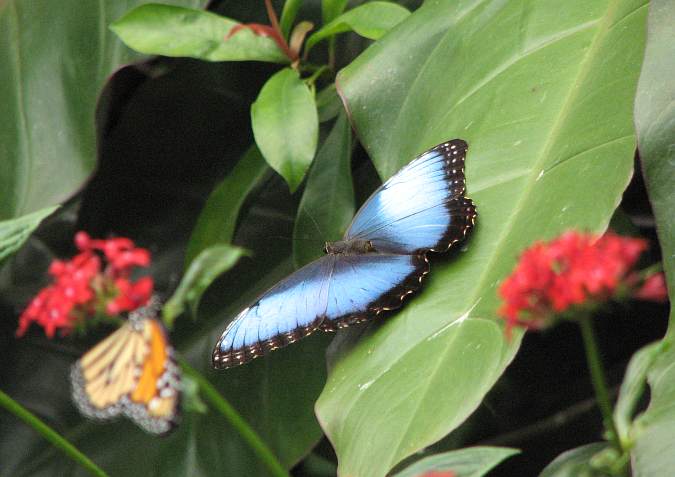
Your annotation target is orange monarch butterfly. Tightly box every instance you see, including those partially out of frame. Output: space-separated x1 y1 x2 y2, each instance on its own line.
70 298 181 435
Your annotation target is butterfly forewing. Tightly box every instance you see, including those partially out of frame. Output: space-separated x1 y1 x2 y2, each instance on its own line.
212 255 335 369
345 139 475 254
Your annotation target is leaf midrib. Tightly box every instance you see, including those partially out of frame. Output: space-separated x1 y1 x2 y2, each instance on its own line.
463 0 626 318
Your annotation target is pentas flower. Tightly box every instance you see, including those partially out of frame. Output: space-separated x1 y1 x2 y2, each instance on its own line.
498 231 667 335
16 232 153 338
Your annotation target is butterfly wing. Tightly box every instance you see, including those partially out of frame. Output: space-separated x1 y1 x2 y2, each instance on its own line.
345 139 476 254
321 253 428 331
212 255 335 369
71 316 180 435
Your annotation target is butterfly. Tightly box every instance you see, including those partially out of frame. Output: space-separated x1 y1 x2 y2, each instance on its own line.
70 298 181 435
212 139 477 369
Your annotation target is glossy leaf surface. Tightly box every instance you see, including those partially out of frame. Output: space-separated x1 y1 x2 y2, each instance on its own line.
0 207 57 263
539 443 608 477
393 446 518 477
0 0 202 256
631 1 675 474
111 4 287 63
306 2 410 52
316 1 648 475
164 244 247 325
251 68 319 193
186 146 269 265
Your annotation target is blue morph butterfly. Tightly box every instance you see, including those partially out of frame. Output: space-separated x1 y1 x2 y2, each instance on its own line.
212 139 477 369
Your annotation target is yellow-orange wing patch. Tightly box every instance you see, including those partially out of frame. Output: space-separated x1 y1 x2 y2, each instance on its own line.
71 310 180 435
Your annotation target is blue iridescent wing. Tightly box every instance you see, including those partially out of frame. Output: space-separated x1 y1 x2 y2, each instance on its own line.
321 253 428 331
345 140 476 254
212 256 334 369
212 253 428 368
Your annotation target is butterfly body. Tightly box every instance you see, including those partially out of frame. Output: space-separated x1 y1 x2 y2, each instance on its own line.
213 139 477 369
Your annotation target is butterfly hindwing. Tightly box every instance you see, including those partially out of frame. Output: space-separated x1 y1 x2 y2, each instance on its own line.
321 253 428 330
346 139 476 254
71 309 180 435
212 256 334 369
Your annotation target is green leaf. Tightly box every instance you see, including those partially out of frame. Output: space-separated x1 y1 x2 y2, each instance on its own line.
306 2 410 53
316 0 648 475
540 443 608 477
0 0 202 221
293 113 354 268
186 146 269 265
280 0 304 39
322 0 349 24
111 4 288 63
0 207 57 263
163 244 247 326
631 1 675 475
316 83 343 123
0 390 109 477
614 341 664 444
393 446 519 477
251 68 319 193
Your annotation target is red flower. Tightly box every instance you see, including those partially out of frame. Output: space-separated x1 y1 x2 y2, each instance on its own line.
106 277 154 315
634 273 668 303
498 231 652 335
17 232 154 338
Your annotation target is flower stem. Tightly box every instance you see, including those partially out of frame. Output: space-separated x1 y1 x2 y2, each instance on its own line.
179 360 290 477
578 318 621 450
0 389 108 477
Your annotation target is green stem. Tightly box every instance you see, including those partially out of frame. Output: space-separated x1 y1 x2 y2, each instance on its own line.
578 318 621 450
328 36 337 71
305 65 329 87
0 389 108 477
179 360 290 477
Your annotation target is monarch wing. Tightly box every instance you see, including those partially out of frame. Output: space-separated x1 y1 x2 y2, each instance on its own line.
345 139 476 254
71 317 180 435
321 253 428 330
212 255 335 369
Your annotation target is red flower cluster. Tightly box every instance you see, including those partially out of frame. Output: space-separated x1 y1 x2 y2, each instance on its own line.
17 232 153 338
499 231 667 334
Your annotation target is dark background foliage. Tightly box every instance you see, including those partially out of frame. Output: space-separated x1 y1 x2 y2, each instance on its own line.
0 0 672 476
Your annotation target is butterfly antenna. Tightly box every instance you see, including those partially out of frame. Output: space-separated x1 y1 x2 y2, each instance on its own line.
303 206 326 241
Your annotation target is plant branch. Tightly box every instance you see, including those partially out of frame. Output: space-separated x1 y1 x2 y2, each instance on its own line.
0 389 108 477
579 317 621 451
264 0 297 62
179 359 290 477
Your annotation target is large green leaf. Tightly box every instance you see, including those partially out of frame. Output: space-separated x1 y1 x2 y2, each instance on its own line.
185 146 270 265
111 4 288 63
630 1 675 475
251 68 319 193
163 244 247 326
0 53 324 476
0 207 57 263
539 443 608 477
293 113 354 268
0 0 203 220
316 0 647 475
0 0 203 258
305 2 411 53
393 446 518 477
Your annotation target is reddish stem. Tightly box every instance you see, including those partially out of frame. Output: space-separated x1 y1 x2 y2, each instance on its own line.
264 0 297 61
